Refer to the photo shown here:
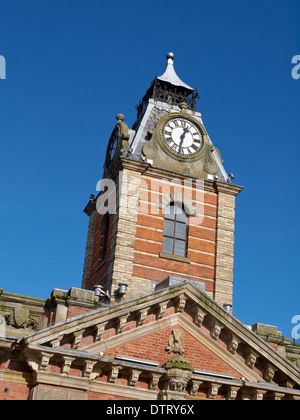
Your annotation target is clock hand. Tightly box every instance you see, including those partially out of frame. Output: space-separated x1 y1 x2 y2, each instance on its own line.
179 127 189 149
180 127 189 141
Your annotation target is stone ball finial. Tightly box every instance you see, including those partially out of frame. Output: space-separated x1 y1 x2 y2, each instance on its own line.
116 114 125 121
166 52 175 60
179 102 188 112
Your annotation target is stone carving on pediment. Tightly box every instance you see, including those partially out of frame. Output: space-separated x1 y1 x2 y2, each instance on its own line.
15 282 300 396
4 308 38 330
156 302 168 319
244 349 259 370
108 364 122 383
136 309 148 327
83 360 98 379
175 294 186 313
188 379 203 397
50 335 63 348
162 330 194 400
227 333 241 355
72 330 84 349
94 322 108 342
209 319 224 340
116 314 129 334
160 366 193 401
263 362 277 382
40 352 51 371
61 356 76 376
193 306 207 327
207 383 222 400
226 385 240 400
128 369 142 387
24 350 42 373
149 372 162 391
166 329 185 355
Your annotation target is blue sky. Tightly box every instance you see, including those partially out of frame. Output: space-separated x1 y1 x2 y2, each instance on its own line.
0 0 299 339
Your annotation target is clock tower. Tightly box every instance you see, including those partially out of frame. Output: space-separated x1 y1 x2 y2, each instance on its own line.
82 53 243 309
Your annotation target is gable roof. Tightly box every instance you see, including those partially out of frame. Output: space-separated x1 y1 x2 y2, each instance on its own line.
19 281 300 393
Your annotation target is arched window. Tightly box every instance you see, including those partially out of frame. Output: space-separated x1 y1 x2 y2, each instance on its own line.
162 202 188 257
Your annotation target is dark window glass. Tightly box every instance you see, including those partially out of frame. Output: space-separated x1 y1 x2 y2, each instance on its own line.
162 236 173 254
175 222 186 240
174 239 186 257
163 219 175 237
175 209 187 223
164 202 175 219
162 203 188 257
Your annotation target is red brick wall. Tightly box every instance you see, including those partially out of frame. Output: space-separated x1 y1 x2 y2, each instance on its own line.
0 382 30 400
0 357 31 400
67 305 93 319
85 173 218 298
132 177 217 293
104 325 240 380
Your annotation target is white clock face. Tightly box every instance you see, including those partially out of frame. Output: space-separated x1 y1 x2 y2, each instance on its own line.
162 117 204 156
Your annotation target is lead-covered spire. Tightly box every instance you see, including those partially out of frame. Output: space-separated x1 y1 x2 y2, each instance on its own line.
134 53 199 122
157 52 194 91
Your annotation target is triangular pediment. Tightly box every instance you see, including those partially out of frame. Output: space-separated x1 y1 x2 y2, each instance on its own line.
20 282 300 399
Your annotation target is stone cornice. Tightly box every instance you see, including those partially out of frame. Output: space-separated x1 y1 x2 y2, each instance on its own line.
83 197 96 216
18 281 300 388
20 284 185 345
0 291 45 307
182 285 300 384
83 158 244 215
96 157 244 195
21 340 300 401
215 180 244 196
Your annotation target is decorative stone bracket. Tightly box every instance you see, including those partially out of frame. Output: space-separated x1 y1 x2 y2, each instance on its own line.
21 344 300 400
19 283 300 392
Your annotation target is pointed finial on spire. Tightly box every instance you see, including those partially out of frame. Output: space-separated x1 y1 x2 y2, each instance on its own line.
157 52 194 91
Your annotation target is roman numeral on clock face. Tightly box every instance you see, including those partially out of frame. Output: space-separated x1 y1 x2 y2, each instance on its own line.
190 143 199 152
165 134 172 143
163 118 203 156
